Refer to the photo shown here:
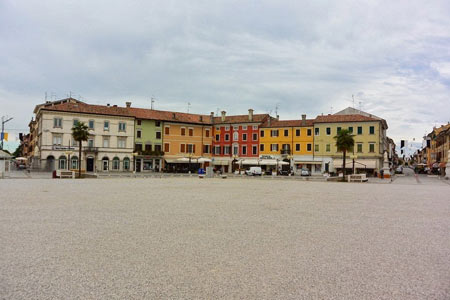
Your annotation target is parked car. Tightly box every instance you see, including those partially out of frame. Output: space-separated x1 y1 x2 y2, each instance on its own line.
245 166 262 176
300 168 311 176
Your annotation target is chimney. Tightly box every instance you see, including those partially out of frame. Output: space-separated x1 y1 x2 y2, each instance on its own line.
248 109 254 121
126 101 131 108
302 114 306 126
199 116 203 122
276 115 279 121
172 112 176 119
113 105 117 107
107 103 110 107
221 111 226 122
268 118 271 126
210 112 214 123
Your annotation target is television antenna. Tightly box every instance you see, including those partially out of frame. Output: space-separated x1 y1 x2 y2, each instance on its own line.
187 102 191 113
151 97 155 110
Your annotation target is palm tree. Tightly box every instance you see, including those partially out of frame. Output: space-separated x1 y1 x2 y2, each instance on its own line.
334 129 355 180
72 122 89 178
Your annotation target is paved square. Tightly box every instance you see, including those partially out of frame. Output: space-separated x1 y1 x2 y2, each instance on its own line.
1 177 449 299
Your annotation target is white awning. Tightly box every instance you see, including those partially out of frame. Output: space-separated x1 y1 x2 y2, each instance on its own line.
197 157 212 163
241 159 259 165
278 161 290 165
212 158 231 165
259 159 277 166
294 161 322 165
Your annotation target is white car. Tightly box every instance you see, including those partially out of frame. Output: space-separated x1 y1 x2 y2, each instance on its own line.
245 166 262 176
300 169 311 176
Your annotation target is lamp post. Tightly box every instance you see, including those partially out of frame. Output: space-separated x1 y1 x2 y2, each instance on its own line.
132 152 138 173
187 151 194 174
351 153 357 174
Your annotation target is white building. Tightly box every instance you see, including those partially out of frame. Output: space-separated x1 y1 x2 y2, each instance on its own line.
33 98 135 172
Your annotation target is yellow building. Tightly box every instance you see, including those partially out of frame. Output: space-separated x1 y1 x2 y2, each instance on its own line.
259 115 315 173
313 113 388 174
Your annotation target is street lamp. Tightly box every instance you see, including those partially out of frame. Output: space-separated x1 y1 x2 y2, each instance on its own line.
132 152 138 173
351 153 357 174
232 154 238 174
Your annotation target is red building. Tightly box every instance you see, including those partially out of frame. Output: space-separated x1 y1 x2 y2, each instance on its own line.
211 109 270 172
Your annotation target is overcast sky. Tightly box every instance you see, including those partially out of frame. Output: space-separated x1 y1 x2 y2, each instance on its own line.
1 0 449 151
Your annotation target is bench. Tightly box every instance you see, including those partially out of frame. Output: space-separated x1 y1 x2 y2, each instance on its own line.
347 174 368 182
56 170 75 179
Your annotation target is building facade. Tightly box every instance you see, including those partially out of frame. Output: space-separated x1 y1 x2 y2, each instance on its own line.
33 99 135 172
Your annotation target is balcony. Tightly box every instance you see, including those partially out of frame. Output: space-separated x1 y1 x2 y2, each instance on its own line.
281 149 291 155
134 149 164 157
84 147 99 153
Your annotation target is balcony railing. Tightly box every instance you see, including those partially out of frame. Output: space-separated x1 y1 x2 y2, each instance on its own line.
134 149 165 156
84 147 99 153
281 149 291 155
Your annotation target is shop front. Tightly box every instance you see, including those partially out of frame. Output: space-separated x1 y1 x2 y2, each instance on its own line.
135 155 162 172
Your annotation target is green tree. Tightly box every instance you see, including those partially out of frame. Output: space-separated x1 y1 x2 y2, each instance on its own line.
12 145 22 157
72 122 89 178
334 129 355 180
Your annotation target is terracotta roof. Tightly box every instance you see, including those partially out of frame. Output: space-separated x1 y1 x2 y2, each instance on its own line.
314 114 380 123
260 119 314 128
129 107 211 124
213 114 269 124
40 102 134 117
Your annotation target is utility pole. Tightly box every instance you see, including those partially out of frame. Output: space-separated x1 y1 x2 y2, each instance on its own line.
1 116 13 150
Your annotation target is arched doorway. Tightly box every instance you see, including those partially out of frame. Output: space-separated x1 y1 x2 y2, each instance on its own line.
46 155 55 171
58 155 67 170
86 156 95 172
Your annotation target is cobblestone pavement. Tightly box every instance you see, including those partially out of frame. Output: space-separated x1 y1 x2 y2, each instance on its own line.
1 178 449 299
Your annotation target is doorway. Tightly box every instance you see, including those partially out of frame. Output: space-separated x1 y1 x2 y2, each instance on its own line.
86 157 94 172
135 159 141 172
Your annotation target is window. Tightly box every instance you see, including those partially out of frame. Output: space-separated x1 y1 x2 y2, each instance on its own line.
357 126 363 134
137 120 142 126
73 119 79 126
307 129 312 136
307 143 312 151
242 133 247 141
241 145 247 155
165 126 170 135
118 122 126 132
53 118 62 128
214 146 221 155
284 129 289 137
216 134 220 141
123 158 130 170
296 129 300 136
145 144 152 152
181 128 186 136
103 138 110 148
271 144 279 152
215 126 220 131
225 134 230 141
326 144 331 152
260 130 265 137
188 128 193 136
135 143 142 152
242 125 247 130
88 120 94 129
87 138 94 148
357 143 363 153
369 126 375 134
233 144 239 155
203 145 211 154
180 144 186 153
104 121 110 131
154 145 162 152
112 157 120 170
315 128 319 136
187 144 195 154
52 135 62 145
233 132 238 141
164 143 170 153
233 126 239 130
155 121 161 127
252 145 257 155
224 146 230 155
205 129 210 137
137 130 142 138
253 125 258 130
260 144 265 151
295 144 300 151
271 130 279 137
315 144 319 152
118 138 126 148
348 127 353 133
369 143 375 153
252 133 258 141
326 127 331 135
225 126 230 131
71 156 78 169
337 127 341 134
102 158 109 171
156 132 161 139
